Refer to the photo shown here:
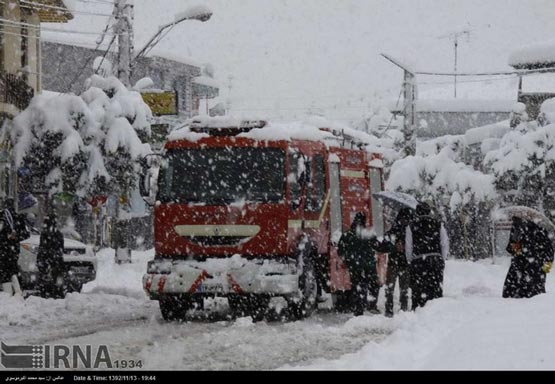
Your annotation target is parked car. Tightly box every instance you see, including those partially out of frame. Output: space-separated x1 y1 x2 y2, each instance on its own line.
18 231 97 294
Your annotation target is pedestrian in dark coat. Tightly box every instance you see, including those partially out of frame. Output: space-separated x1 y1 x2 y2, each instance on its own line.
502 217 554 298
338 212 380 316
0 198 30 295
37 214 66 298
377 208 412 317
405 202 449 310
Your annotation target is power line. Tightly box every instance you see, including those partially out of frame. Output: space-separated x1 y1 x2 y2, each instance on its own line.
57 16 116 94
0 29 39 40
42 28 118 36
0 19 119 36
93 34 117 75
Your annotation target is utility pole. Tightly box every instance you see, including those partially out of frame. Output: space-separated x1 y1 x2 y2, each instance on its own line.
381 54 417 157
114 0 134 86
403 70 417 156
113 0 134 263
438 29 470 99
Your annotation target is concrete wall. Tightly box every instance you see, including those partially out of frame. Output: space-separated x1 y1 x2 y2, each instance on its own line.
417 111 511 139
41 41 105 95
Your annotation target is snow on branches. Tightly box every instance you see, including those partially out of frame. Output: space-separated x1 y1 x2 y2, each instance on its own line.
9 76 152 200
387 145 497 212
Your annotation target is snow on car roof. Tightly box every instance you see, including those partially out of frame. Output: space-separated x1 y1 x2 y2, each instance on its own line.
22 234 87 249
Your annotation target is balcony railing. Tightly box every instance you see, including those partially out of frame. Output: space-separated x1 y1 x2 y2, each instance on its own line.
0 70 34 112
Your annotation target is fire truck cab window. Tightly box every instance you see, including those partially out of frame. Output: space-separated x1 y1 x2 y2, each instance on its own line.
306 154 325 212
157 147 285 204
288 152 304 209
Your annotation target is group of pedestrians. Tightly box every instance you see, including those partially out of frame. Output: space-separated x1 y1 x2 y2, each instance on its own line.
338 201 449 317
339 200 555 317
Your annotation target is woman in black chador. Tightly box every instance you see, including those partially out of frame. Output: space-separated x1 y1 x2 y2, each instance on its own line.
37 214 66 298
503 216 554 298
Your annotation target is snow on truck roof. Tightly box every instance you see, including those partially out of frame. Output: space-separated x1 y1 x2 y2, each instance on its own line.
167 116 380 151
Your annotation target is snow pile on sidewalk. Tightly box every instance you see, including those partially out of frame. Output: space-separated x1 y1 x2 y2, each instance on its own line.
288 257 555 370
82 248 154 299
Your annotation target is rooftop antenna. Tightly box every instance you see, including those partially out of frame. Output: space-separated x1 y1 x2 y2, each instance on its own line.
226 75 234 115
438 28 472 98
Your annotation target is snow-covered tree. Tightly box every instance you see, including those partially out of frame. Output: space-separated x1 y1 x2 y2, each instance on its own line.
10 76 151 204
8 75 152 257
484 109 555 220
388 145 497 259
10 94 101 200
81 75 152 201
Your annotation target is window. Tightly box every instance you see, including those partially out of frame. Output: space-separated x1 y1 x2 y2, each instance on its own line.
158 147 286 204
288 152 302 209
306 154 326 212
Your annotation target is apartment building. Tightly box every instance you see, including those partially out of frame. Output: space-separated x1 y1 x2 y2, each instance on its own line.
0 0 72 199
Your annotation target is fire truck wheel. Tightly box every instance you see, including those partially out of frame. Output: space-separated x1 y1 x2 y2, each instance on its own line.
287 245 318 320
159 295 194 321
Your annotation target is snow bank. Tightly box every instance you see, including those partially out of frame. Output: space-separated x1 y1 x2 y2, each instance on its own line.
417 135 464 157
464 120 511 146
289 257 555 370
83 248 154 299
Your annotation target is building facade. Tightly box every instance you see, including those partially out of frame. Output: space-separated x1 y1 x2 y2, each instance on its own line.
0 0 72 201
392 99 514 139
41 41 219 120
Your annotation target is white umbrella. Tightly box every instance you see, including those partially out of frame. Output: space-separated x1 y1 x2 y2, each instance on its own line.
493 206 555 233
372 191 418 211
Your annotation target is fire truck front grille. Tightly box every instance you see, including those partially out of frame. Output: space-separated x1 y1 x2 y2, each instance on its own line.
184 236 250 247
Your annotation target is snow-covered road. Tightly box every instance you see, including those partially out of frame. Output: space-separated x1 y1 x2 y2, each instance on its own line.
2 249 555 370
0 249 391 370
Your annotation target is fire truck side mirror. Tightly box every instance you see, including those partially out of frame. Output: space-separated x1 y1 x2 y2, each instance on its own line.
139 154 162 206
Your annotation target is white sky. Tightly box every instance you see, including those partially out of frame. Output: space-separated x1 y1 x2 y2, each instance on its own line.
46 0 555 122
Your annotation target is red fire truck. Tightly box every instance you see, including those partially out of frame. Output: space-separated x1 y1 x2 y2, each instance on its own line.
141 118 385 320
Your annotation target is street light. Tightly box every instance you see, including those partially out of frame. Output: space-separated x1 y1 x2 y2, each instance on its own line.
131 5 213 66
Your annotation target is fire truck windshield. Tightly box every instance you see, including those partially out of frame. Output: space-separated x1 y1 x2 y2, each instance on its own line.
158 147 286 204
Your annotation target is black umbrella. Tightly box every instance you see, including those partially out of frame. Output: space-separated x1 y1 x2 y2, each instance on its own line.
494 206 555 233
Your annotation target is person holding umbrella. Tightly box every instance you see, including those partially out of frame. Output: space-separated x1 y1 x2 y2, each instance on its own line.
372 191 418 316
377 207 413 317
503 216 554 298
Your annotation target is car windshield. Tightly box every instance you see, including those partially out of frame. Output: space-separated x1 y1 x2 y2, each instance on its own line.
157 147 286 204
